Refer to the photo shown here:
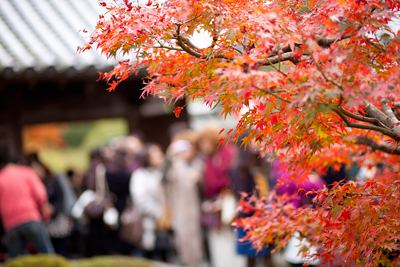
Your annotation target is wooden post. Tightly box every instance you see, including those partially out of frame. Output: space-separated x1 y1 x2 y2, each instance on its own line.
126 104 140 134
6 91 24 163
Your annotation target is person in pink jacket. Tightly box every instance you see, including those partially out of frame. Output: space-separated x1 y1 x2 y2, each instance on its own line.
0 162 54 258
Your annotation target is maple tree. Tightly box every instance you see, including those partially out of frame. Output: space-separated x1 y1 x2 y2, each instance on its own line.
23 124 66 153
79 0 400 266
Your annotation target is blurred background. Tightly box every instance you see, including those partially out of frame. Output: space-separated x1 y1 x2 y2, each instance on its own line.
0 1 347 267
0 1 254 266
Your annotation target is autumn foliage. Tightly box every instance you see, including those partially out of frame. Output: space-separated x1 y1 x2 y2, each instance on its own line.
23 124 66 153
80 0 400 265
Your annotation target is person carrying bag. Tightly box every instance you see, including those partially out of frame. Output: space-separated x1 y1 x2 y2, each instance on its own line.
72 164 118 229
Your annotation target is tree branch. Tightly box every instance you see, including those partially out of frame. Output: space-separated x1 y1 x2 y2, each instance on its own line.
316 34 351 48
381 99 399 124
251 83 291 103
356 136 400 155
209 19 220 49
266 58 295 83
259 52 308 66
179 36 202 51
364 35 387 52
335 107 377 124
364 100 400 136
175 24 203 58
180 13 203 25
347 192 386 197
311 56 344 90
332 107 400 140
269 34 351 56
364 100 391 127
153 45 184 51
334 106 391 130
381 99 400 135
230 46 243 54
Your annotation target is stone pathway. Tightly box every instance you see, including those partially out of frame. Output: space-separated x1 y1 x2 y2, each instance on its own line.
152 252 289 267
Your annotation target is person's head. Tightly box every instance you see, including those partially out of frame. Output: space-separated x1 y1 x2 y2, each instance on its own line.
112 146 133 170
141 143 165 169
168 122 189 141
168 129 199 161
27 155 51 181
198 126 220 155
172 140 197 162
1 156 19 170
67 168 84 188
90 147 103 161
67 169 74 180
125 134 145 156
107 137 134 169
27 153 40 164
4 156 19 164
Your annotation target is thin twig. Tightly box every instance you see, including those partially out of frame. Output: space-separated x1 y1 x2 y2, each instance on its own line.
178 13 203 25
251 83 291 103
210 18 220 49
230 46 243 54
347 193 386 197
267 58 294 84
364 35 387 52
153 45 184 51
311 56 344 90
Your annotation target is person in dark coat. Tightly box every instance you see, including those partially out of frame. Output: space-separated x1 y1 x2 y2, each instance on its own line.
86 137 144 256
28 155 70 257
320 163 347 190
230 145 274 267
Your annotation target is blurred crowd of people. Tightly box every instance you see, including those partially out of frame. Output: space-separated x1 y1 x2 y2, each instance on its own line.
0 124 358 267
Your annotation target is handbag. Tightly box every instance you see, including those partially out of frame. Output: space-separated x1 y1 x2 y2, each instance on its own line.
156 182 172 230
83 164 119 227
46 212 73 238
283 232 321 265
220 190 237 226
119 197 143 246
71 189 96 223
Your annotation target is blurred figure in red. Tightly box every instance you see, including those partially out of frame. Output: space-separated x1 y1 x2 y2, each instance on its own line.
0 159 54 258
197 126 237 267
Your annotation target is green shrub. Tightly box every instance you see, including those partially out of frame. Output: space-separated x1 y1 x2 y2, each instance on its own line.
4 254 70 267
73 256 155 267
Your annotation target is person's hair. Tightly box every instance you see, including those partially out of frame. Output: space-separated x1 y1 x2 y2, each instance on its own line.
171 129 199 146
66 169 74 178
1 156 19 169
168 122 189 140
198 125 221 153
90 147 103 160
27 153 53 179
129 129 147 143
5 156 19 165
27 153 40 163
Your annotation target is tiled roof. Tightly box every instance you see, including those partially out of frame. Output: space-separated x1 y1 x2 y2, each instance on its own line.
0 0 117 74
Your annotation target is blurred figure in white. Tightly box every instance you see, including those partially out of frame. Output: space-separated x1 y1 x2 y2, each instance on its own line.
355 160 377 183
167 130 204 267
130 143 169 260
